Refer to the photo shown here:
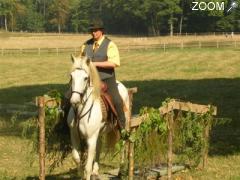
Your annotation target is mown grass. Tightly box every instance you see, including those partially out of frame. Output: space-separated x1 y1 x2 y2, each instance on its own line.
1 32 240 49
0 48 240 179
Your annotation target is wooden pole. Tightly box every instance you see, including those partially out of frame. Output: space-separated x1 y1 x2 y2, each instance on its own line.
128 87 137 180
38 96 45 180
202 122 210 169
128 91 134 180
167 110 174 180
128 128 135 180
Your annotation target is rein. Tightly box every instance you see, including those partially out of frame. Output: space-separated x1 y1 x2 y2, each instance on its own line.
73 89 94 122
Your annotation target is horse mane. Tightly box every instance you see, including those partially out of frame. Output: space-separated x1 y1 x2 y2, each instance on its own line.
71 56 101 100
88 61 101 99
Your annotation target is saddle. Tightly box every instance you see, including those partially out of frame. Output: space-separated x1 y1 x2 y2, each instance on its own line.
100 82 120 128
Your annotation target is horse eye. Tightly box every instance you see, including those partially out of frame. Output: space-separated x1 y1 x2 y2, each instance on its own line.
84 77 88 81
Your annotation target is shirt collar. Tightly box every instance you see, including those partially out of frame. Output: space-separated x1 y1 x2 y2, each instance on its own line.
95 35 105 46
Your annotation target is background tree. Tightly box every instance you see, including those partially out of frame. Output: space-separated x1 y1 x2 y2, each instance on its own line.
15 0 44 32
0 0 23 31
47 0 70 33
1 0 240 34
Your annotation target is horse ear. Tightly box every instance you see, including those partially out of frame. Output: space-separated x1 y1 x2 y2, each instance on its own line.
71 54 75 63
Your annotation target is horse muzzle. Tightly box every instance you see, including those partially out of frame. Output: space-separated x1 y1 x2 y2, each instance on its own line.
70 92 84 104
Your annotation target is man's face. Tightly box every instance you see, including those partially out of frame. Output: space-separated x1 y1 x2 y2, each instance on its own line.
91 29 103 41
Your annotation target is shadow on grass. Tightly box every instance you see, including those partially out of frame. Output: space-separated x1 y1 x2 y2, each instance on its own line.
0 78 240 156
26 168 79 180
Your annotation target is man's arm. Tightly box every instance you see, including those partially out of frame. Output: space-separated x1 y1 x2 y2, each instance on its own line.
93 41 120 69
92 61 116 68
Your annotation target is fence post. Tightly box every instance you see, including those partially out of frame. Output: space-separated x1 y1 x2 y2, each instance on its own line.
1 48 3 56
181 42 184 49
202 121 210 169
38 48 41 56
199 41 202 48
127 88 138 180
216 41 219 48
167 110 174 180
164 43 166 52
56 48 59 56
38 97 45 180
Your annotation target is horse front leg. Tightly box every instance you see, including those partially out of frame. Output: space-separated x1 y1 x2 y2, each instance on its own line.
85 134 98 180
70 128 82 170
92 136 102 177
67 108 82 175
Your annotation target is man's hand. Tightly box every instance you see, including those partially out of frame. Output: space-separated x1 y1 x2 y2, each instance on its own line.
92 61 116 69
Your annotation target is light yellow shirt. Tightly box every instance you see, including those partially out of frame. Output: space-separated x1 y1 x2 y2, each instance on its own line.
80 36 120 66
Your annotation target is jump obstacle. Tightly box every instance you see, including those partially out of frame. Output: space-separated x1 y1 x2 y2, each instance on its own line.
36 92 217 180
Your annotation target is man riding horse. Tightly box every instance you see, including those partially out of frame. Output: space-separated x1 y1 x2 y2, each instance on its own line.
79 19 127 135
63 19 127 137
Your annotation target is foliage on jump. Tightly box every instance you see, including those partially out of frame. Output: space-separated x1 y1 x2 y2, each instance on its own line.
119 99 217 172
22 90 71 171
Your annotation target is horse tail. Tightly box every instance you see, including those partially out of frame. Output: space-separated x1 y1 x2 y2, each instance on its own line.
105 125 120 150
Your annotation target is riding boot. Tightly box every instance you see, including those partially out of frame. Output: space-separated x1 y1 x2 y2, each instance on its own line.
102 77 126 130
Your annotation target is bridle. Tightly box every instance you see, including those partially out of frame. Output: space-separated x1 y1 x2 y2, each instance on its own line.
71 67 90 99
70 67 94 123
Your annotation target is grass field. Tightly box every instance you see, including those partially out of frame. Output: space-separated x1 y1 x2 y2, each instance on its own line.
0 43 240 179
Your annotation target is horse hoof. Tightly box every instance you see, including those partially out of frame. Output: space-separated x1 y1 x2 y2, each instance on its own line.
90 174 100 180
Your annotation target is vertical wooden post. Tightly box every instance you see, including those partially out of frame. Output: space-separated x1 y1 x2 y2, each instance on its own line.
128 129 135 180
199 41 201 48
38 48 41 56
203 122 210 169
38 96 45 180
181 42 184 49
127 87 137 180
167 110 174 180
128 91 134 180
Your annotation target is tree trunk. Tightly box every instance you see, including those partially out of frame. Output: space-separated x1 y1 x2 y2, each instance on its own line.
11 13 14 32
58 23 61 33
179 15 183 35
150 15 156 36
169 14 173 36
170 21 173 36
4 15 8 32
43 0 46 17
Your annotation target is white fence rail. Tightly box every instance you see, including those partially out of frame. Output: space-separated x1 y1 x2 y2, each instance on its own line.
1 40 240 55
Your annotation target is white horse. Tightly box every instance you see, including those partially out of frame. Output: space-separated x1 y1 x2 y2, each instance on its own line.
67 55 130 179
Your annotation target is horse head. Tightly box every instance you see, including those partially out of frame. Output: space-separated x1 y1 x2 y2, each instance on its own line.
70 55 91 105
